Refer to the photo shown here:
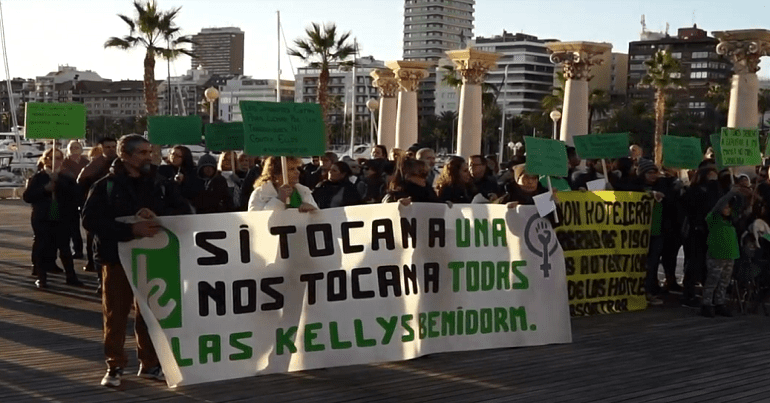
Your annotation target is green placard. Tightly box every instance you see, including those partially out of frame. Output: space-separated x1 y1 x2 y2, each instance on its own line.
24 102 86 139
661 136 703 170
205 122 244 151
524 136 568 177
720 127 761 166
540 176 571 191
572 133 629 159
710 133 724 170
147 115 203 145
240 101 326 157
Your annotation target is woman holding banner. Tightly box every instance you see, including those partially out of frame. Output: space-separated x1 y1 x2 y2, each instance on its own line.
495 164 547 206
312 161 362 209
435 156 474 204
248 156 318 212
23 148 83 288
158 146 202 204
382 158 441 205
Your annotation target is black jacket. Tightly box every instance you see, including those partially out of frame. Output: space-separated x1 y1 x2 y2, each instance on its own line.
438 183 474 204
23 170 80 226
384 181 441 203
157 163 204 203
312 179 362 209
82 160 192 264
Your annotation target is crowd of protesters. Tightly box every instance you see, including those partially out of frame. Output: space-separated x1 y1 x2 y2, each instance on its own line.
21 134 770 387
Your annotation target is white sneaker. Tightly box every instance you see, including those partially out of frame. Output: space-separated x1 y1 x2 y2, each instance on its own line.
101 367 123 387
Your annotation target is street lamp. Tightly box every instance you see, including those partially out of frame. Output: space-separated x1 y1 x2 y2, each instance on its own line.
204 87 219 124
549 110 562 140
366 98 379 146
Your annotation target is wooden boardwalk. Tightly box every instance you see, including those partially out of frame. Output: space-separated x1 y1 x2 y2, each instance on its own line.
1 198 770 402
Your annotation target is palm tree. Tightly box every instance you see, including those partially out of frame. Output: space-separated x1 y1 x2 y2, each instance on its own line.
289 23 356 142
104 1 193 118
540 71 566 113
588 89 611 133
640 49 682 165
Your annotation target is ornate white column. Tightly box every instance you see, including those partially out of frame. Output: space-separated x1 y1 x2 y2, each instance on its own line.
446 48 500 158
546 42 612 146
714 30 770 128
385 60 432 150
370 68 400 150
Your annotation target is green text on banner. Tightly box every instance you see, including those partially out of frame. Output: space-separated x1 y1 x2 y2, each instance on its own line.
572 133 629 160
524 136 568 177
24 102 86 140
720 127 761 166
240 101 326 156
147 115 203 145
661 136 703 169
205 122 244 151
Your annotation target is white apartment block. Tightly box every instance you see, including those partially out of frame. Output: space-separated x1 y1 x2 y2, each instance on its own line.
219 78 295 122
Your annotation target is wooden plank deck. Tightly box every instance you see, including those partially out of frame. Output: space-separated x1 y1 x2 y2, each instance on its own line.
2 198 770 402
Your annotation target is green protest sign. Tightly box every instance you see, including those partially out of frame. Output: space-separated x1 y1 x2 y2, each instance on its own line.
147 115 203 145
661 136 703 170
240 101 326 157
710 133 724 170
720 127 761 166
204 122 244 151
540 176 571 191
24 102 86 139
524 136 568 177
572 132 629 159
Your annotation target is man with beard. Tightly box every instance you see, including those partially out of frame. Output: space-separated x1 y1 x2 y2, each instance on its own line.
82 134 191 387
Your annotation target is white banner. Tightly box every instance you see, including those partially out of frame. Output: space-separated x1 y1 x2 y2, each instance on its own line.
118 204 571 387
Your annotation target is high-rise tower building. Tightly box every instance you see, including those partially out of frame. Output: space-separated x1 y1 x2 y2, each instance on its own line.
191 27 245 76
403 0 475 121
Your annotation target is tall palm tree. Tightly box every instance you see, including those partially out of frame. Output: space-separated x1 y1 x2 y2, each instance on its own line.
640 49 682 165
104 1 193 118
588 89 611 133
289 23 356 142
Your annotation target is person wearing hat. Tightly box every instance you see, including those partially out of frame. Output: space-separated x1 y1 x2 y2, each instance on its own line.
192 153 234 214
632 159 685 304
495 164 547 206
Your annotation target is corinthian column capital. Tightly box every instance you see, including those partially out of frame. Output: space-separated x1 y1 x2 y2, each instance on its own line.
385 60 433 92
714 30 770 74
370 69 400 98
546 41 612 81
445 48 500 85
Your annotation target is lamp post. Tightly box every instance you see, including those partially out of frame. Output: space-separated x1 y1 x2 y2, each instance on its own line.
204 87 219 124
498 64 509 165
549 110 562 140
366 98 379 146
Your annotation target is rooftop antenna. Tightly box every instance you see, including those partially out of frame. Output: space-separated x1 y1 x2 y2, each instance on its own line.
641 14 647 33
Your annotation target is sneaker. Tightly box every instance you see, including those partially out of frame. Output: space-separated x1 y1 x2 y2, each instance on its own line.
700 305 715 318
715 305 733 317
101 367 123 387
137 365 165 381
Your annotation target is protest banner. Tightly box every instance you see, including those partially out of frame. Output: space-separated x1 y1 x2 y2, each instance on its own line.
661 136 703 170
205 122 244 151
720 127 761 166
572 133 629 160
148 115 203 145
118 204 571 387
553 191 655 317
24 102 86 139
524 137 568 177
240 101 326 156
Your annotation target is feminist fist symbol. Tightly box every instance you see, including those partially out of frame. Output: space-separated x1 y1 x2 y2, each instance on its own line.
535 222 553 278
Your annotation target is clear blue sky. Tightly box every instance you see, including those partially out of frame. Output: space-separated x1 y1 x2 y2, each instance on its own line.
2 0 768 82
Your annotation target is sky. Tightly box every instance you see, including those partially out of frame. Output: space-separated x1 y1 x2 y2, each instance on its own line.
1 0 769 82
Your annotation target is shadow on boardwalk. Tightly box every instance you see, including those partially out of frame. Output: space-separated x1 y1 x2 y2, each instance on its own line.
1 199 769 402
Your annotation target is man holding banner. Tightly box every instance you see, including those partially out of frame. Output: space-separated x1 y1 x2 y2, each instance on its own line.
82 134 191 387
